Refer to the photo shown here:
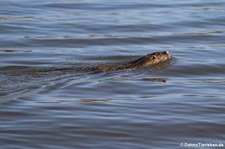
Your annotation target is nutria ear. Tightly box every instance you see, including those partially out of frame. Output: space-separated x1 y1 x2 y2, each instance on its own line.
152 55 157 59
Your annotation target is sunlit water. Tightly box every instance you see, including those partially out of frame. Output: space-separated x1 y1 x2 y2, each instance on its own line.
0 0 225 148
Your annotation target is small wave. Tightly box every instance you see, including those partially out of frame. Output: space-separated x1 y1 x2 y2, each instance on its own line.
162 63 225 77
0 66 33 72
0 49 32 53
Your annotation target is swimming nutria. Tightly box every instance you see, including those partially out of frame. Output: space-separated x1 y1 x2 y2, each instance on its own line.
36 51 171 73
94 51 171 71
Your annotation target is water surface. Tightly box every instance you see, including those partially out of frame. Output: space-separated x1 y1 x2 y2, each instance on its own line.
0 0 225 148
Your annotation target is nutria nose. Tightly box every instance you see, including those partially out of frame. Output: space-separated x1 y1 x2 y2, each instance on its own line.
163 51 169 54
164 51 171 58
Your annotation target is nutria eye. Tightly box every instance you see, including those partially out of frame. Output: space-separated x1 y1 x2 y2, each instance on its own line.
152 55 157 59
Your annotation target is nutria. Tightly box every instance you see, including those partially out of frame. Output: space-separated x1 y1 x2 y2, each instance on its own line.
36 51 171 73
94 51 171 71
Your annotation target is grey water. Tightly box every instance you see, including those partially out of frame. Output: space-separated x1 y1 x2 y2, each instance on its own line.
0 0 225 148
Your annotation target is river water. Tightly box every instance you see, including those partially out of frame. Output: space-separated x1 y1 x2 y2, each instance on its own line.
0 0 225 148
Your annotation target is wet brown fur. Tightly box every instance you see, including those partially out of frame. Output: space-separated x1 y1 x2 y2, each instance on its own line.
94 51 171 72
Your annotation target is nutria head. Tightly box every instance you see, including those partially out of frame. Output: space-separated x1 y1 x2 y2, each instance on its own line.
129 51 171 67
